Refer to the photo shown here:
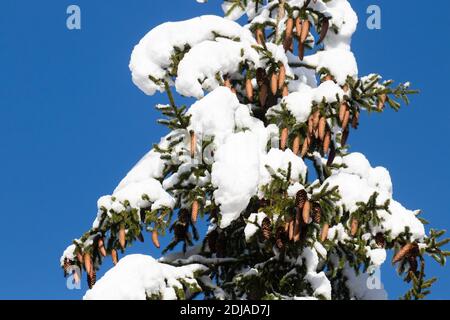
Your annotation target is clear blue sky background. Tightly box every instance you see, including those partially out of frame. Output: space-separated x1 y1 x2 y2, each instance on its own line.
0 0 449 299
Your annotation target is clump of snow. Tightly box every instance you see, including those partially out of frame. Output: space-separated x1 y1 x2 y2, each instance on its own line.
176 38 260 98
244 212 268 242
84 254 206 300
187 87 241 144
129 15 254 95
304 49 358 85
297 247 332 299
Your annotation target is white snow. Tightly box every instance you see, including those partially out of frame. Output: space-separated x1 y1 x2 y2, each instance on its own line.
84 254 206 300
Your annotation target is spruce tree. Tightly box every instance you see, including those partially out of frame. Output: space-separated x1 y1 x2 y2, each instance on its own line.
61 0 449 300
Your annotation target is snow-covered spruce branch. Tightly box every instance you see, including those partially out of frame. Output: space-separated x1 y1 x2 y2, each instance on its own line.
61 0 448 300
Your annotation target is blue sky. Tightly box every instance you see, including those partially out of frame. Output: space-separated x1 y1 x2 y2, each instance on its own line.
0 0 448 299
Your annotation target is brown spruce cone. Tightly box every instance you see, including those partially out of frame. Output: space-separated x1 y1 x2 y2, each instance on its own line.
87 270 96 289
312 110 320 129
288 220 294 241
378 94 387 110
76 251 83 265
392 243 418 264
282 84 289 97
111 249 119 265
307 115 314 136
341 127 350 146
300 19 310 43
207 229 219 253
293 207 301 242
191 200 199 223
292 135 301 155
261 217 272 240
119 225 126 249
298 41 305 61
259 83 269 108
278 64 286 90
280 127 289 150
327 142 336 166
301 135 310 157
318 117 327 141
312 202 322 224
275 227 286 250
339 102 348 122
285 17 294 39
270 73 278 95
246 77 254 102
295 17 302 38
152 230 160 249
408 256 418 273
375 233 386 248
317 18 329 45
295 189 308 208
351 110 360 129
350 218 359 236
190 130 196 159
320 223 329 242
255 28 265 45
98 238 107 257
323 131 331 155
342 109 351 129
83 253 92 274
302 200 311 224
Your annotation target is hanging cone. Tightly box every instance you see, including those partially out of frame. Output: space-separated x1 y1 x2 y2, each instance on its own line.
292 135 301 155
342 109 350 129
298 41 305 61
282 84 289 97
190 130 196 159
275 227 286 250
301 136 310 157
259 83 268 108
307 116 314 136
271 73 278 95
295 189 308 208
318 117 327 141
351 110 360 129
83 253 92 275
375 233 386 248
283 35 293 52
320 223 329 242
300 19 310 43
339 102 348 122
119 225 126 249
207 230 218 253
392 243 418 264
255 27 265 46
295 17 302 38
312 202 322 224
280 127 289 150
288 220 294 241
312 111 320 129
223 76 232 89
98 238 107 257
76 251 83 265
152 230 160 249
341 127 350 146
408 256 418 273
246 77 254 102
293 207 301 242
350 218 359 236
111 249 118 265
323 131 331 154
302 200 311 224
261 217 272 240
191 200 199 223
317 18 329 45
87 270 96 289
327 143 336 166
278 64 286 90
378 94 387 110
285 17 294 39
